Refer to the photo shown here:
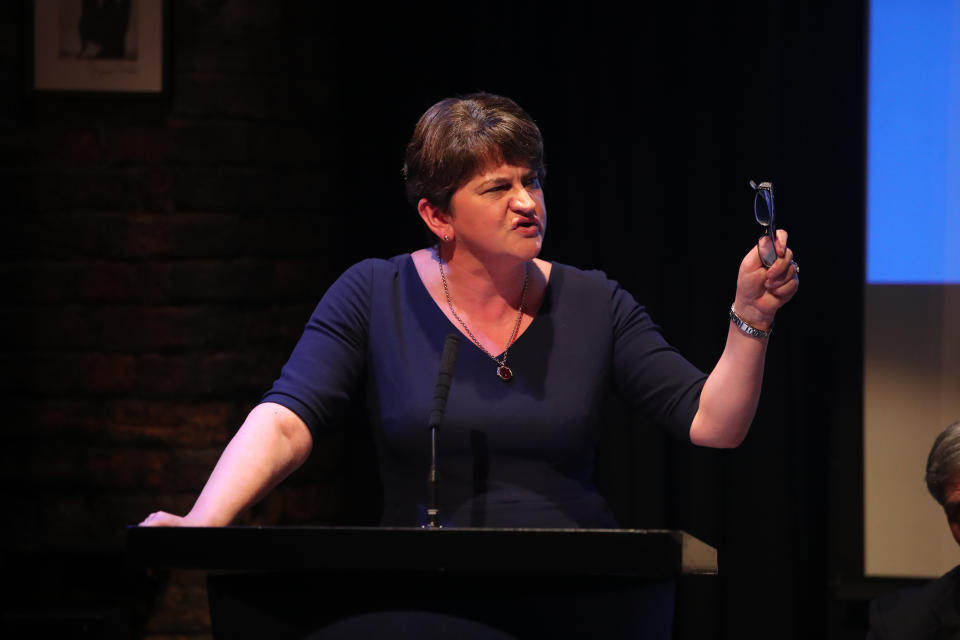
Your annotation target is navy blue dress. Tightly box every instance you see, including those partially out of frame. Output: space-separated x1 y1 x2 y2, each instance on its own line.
262 254 707 528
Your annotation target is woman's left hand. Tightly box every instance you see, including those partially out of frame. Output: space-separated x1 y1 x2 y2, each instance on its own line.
732 229 798 330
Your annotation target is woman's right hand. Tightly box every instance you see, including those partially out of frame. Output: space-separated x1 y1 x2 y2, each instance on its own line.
139 511 189 527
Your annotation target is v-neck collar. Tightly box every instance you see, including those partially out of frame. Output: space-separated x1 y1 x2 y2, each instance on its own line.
402 253 558 360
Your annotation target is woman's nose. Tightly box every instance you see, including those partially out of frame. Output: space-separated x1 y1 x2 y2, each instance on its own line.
511 187 536 211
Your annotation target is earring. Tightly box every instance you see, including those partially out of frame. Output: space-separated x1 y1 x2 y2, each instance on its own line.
443 234 450 242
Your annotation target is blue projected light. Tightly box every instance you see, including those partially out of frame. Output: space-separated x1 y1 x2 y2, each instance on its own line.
868 0 960 284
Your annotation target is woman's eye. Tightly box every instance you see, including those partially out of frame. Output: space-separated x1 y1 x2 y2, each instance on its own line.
486 184 509 193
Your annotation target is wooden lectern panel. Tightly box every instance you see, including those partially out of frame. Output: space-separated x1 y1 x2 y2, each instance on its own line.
126 527 717 639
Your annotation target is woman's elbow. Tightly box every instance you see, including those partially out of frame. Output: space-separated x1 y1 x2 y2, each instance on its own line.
689 420 749 449
253 402 313 465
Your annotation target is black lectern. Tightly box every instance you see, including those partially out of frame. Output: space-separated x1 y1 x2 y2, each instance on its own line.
127 527 716 639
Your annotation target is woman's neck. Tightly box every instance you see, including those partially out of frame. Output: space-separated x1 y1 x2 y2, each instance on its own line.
435 245 528 322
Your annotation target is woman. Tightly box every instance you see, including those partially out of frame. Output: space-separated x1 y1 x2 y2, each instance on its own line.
141 93 797 529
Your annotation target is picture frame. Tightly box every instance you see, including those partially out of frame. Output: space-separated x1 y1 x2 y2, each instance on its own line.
29 0 168 97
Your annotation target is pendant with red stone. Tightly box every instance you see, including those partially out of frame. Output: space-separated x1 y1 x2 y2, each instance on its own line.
497 365 513 381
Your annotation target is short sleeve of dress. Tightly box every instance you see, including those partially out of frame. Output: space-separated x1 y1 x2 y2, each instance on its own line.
260 259 375 439
608 278 708 440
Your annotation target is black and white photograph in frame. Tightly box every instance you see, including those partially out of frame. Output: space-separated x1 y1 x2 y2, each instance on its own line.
32 0 165 94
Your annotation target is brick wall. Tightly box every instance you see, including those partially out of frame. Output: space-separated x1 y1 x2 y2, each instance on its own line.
1 3 392 637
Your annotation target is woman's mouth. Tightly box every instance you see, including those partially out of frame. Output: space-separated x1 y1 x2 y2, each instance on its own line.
513 217 540 235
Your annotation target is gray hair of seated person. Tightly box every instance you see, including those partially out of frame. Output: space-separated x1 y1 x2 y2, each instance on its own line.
926 421 960 506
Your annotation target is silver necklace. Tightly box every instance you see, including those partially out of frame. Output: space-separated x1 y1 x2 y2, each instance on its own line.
438 255 528 381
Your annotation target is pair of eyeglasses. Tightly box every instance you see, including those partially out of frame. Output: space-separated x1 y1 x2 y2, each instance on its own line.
750 180 777 267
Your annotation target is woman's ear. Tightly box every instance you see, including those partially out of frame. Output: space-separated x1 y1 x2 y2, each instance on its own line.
417 198 453 242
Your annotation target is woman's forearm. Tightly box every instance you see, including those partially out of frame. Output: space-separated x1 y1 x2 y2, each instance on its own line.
182 402 313 526
689 228 798 449
689 323 768 449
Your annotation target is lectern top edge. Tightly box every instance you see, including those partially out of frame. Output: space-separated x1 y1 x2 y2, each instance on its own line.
126 526 718 577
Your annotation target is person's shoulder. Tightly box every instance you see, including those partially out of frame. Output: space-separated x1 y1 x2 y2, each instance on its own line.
874 566 960 609
546 260 616 290
333 254 409 285
320 255 410 305
344 254 409 275
546 260 603 277
547 261 640 309
869 566 960 638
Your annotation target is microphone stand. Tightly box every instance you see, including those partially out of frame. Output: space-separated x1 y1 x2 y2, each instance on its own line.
427 423 441 528
425 334 459 529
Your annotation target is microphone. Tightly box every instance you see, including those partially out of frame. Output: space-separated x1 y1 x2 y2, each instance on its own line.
426 333 459 528
429 334 460 429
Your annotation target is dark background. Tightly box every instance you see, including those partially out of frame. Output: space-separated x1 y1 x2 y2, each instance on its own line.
1 1 873 638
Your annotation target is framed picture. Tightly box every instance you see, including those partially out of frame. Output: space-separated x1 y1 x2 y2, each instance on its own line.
30 0 168 96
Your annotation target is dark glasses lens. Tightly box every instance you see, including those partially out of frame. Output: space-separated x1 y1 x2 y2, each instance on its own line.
750 180 777 268
753 186 774 227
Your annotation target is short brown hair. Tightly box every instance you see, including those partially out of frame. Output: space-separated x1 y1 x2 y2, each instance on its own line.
402 93 545 211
